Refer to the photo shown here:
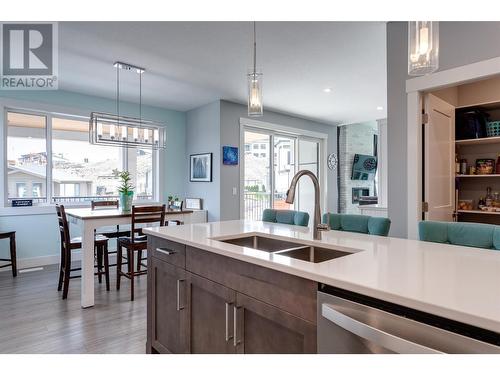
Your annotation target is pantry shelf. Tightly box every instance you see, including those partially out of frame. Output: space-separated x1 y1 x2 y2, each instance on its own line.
457 209 500 215
455 136 500 146
456 174 500 178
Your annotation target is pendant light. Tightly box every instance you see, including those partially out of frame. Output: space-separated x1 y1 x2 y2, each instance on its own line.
408 21 439 76
248 21 263 117
89 62 167 149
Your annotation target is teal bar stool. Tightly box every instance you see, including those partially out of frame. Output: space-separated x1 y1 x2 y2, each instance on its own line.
262 209 310 227
419 221 500 250
322 213 391 236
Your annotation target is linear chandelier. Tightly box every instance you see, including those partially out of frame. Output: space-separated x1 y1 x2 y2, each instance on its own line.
89 61 167 149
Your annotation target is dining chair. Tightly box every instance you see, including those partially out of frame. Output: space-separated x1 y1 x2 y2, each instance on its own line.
262 208 310 227
91 199 131 267
322 213 391 236
56 204 111 299
0 231 17 277
117 204 166 301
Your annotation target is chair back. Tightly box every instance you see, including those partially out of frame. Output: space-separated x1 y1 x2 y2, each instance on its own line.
56 204 71 253
419 221 500 250
131 205 166 241
262 208 310 227
322 213 391 236
91 199 119 210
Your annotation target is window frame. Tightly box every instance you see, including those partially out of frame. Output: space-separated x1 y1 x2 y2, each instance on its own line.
3 106 160 210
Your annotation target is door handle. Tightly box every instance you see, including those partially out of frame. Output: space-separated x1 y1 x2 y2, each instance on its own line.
176 279 185 311
156 247 176 255
233 305 242 347
321 303 442 354
225 302 234 342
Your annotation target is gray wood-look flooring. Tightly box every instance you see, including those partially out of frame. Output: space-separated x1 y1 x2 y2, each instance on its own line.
0 264 147 354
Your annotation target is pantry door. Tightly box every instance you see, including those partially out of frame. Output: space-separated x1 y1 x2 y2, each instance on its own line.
424 93 456 221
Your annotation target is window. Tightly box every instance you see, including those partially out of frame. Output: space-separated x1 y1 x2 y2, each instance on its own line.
253 144 259 150
52 117 121 200
243 126 323 222
260 144 266 149
7 112 47 203
16 183 27 197
4 110 158 205
32 183 42 197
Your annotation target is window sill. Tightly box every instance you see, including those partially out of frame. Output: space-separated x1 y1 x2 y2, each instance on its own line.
0 200 160 217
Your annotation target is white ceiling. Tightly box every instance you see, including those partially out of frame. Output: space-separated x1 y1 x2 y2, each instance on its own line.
58 22 387 125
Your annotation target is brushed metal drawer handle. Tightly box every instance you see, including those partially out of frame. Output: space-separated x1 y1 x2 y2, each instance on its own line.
225 302 234 342
176 279 185 311
233 305 242 347
156 247 177 256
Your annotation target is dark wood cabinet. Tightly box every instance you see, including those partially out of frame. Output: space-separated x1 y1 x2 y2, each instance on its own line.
187 272 237 353
234 293 317 354
149 256 188 353
148 238 317 354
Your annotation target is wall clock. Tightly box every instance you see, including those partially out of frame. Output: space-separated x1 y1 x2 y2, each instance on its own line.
327 153 338 171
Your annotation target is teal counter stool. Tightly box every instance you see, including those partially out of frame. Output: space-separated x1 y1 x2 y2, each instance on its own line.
419 221 500 250
322 213 391 236
262 209 310 227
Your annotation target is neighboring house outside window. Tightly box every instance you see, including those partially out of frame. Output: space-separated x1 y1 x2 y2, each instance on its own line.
5 111 157 205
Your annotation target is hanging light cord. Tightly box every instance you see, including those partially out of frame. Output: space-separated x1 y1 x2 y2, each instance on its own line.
253 21 257 76
116 64 120 123
139 70 142 125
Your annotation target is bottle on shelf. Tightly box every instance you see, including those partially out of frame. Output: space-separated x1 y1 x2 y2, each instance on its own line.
496 154 500 174
455 154 460 174
460 159 468 175
486 186 494 207
478 196 486 210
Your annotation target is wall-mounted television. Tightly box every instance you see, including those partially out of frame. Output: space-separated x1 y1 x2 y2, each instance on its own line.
351 154 377 180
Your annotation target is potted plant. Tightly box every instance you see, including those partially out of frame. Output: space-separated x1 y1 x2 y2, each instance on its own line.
114 170 134 212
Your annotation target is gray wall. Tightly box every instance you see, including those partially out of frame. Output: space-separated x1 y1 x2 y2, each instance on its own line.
387 21 500 238
185 101 221 221
219 100 338 221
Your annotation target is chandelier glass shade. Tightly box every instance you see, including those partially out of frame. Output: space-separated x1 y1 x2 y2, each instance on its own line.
89 112 166 149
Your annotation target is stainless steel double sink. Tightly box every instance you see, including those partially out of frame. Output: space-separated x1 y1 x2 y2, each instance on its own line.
217 235 351 263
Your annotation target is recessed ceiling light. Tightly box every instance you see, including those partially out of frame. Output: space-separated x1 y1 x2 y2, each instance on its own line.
376 106 384 111
323 88 332 93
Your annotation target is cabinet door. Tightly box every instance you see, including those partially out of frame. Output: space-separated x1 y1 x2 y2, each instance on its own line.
424 93 455 221
149 256 188 353
234 293 317 354
187 272 236 353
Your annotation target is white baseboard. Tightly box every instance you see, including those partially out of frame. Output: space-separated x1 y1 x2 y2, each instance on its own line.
0 251 85 272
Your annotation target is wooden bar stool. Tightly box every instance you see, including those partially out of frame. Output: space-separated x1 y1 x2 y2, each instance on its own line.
0 231 17 277
117 204 166 301
56 204 111 300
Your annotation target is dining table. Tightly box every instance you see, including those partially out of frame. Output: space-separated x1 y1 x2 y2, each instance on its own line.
65 207 193 308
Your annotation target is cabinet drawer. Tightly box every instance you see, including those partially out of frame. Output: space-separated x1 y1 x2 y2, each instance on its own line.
186 246 317 323
148 236 186 268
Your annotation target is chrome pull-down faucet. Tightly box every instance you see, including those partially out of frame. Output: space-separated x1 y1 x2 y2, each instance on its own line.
285 170 329 240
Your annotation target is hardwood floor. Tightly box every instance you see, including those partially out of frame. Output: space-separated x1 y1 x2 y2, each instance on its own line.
0 263 147 354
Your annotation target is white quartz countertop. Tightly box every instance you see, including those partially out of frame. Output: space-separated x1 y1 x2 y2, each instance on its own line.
143 220 500 333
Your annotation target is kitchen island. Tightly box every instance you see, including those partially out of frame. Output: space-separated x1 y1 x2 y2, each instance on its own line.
143 220 500 353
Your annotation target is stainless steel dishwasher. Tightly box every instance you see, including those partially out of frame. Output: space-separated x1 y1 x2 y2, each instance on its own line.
317 288 500 354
